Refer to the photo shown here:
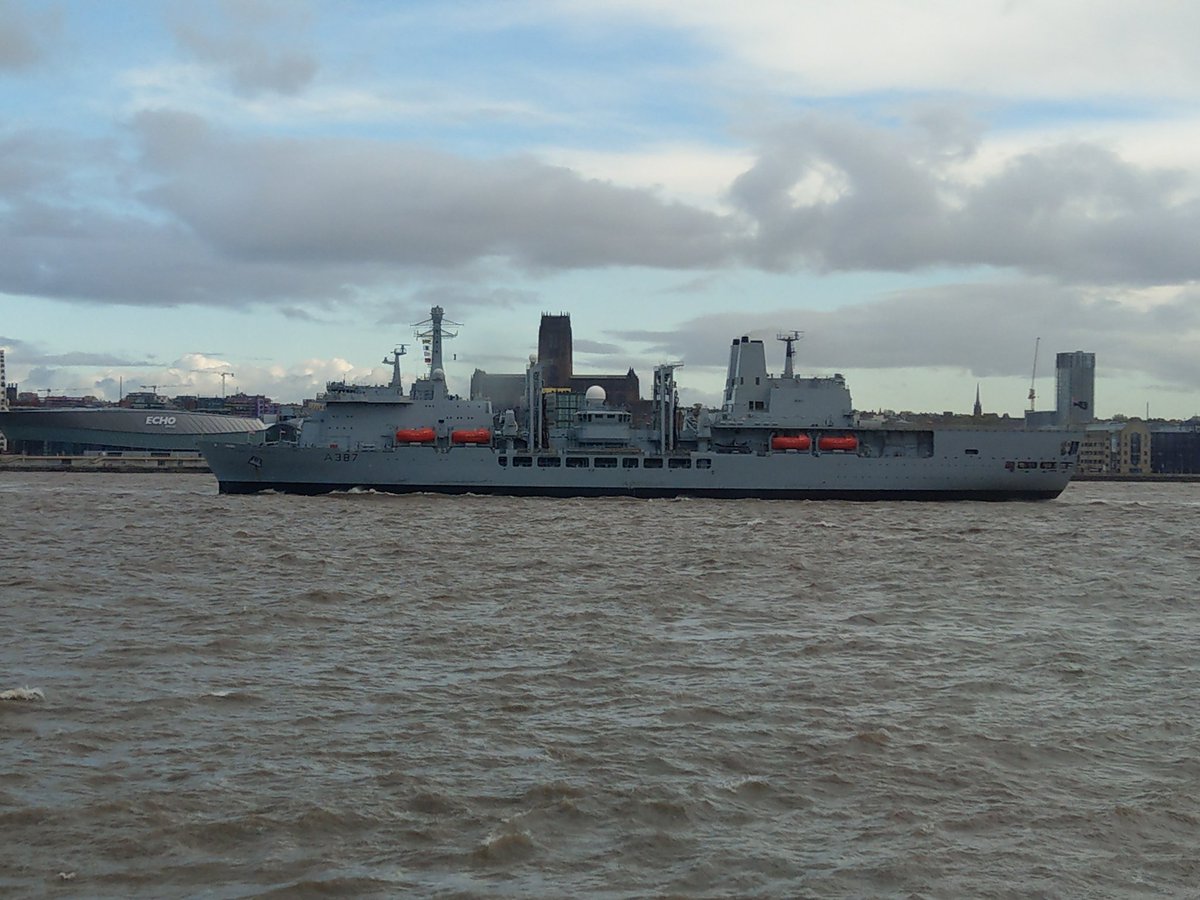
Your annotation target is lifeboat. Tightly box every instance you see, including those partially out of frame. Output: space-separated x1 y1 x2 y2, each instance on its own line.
451 428 492 445
395 427 436 444
771 435 812 451
817 435 859 452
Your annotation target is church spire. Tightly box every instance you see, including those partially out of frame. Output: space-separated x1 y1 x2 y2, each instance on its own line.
973 383 983 417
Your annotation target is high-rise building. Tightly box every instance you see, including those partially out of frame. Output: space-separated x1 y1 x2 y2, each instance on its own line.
537 313 573 388
1055 351 1095 427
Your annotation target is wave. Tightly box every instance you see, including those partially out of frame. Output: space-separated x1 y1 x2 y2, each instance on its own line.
198 689 258 701
853 727 893 746
0 686 44 702
473 826 536 863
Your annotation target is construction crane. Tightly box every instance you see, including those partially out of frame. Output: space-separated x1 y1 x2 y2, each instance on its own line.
187 368 236 397
140 383 187 397
1027 337 1041 412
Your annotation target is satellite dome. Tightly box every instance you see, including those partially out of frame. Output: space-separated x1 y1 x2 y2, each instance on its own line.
585 385 606 405
431 367 445 381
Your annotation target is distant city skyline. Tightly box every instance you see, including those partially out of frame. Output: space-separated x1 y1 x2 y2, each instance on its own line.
2 1 1199 419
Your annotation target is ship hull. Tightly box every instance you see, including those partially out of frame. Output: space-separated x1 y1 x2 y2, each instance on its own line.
201 428 1079 501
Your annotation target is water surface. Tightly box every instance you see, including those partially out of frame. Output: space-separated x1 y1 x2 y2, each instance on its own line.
2 474 1198 897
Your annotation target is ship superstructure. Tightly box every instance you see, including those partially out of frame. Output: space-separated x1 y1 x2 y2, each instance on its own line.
200 307 1082 500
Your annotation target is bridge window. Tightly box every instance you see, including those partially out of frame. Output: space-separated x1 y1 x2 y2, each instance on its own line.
622 458 639 469
643 458 663 469
512 456 532 467
566 457 589 468
537 456 561 467
594 457 617 468
668 458 692 469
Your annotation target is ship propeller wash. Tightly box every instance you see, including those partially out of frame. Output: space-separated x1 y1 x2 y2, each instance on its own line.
199 306 1083 500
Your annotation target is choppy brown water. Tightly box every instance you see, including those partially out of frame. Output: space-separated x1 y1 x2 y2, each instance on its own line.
2 473 1199 898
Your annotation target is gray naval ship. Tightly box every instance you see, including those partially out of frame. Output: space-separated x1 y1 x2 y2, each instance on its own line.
200 307 1082 500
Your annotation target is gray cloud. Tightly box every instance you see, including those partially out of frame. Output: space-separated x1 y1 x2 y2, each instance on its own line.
3 108 1200 317
170 1 318 96
0 335 29 351
729 113 1200 284
573 338 622 355
133 111 736 272
23 366 106 391
33 351 159 367
279 306 325 322
0 123 387 306
0 0 59 70
0 337 157 368
365 287 538 328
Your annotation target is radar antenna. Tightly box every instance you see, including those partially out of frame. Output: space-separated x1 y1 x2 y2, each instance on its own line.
382 345 408 389
777 330 803 378
1028 336 1041 412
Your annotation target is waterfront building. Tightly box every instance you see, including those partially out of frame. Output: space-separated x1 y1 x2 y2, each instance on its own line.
1079 419 1152 475
0 407 268 455
1150 421 1200 474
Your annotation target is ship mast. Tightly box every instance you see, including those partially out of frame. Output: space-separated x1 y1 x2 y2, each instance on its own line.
413 306 460 378
777 331 803 378
382 345 407 389
1028 336 1041 412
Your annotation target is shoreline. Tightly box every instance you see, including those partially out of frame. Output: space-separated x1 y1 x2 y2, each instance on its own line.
0 455 211 474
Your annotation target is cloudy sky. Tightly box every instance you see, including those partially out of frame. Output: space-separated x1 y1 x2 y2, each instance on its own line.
2 0 1199 418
